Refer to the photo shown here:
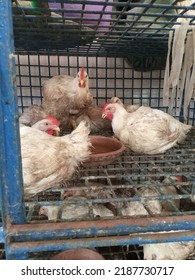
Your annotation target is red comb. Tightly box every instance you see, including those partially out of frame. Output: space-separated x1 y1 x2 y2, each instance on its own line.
45 115 60 126
102 102 109 113
176 176 183 182
80 67 85 80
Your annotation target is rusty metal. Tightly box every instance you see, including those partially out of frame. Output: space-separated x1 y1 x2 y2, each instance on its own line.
1 0 195 259
8 230 195 254
9 215 195 233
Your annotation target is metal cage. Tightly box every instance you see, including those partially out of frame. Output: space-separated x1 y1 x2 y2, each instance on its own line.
0 0 195 260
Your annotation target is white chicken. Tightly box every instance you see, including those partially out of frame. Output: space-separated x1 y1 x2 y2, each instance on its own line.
42 67 93 132
121 178 180 217
143 239 195 260
68 182 119 215
110 96 140 113
19 106 60 136
20 121 91 198
31 116 60 136
39 196 114 221
159 176 181 211
139 177 180 215
123 202 195 260
121 201 149 216
120 177 192 259
102 101 192 154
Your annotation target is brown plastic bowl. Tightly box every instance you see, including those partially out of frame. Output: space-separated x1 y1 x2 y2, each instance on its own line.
83 135 125 167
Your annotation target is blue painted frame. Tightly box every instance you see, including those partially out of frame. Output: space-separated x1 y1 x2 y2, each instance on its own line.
0 0 195 260
0 0 26 259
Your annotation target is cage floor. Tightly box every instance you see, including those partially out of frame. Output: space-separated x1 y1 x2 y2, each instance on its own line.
25 128 195 222
1 129 195 260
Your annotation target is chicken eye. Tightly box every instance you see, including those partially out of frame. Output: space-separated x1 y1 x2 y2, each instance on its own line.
45 122 49 126
85 74 88 78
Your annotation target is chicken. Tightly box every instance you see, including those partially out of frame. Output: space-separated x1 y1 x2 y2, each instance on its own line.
139 177 180 215
42 67 93 132
120 187 163 217
39 196 114 221
51 249 105 260
20 121 91 198
159 176 181 211
121 201 148 216
110 97 140 113
102 102 192 154
121 179 194 260
181 175 195 204
139 187 163 215
31 116 60 136
143 239 195 260
19 105 60 135
68 182 119 215
74 105 112 133
19 104 46 126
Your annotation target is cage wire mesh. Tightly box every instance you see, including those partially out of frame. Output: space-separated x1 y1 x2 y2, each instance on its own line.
16 54 195 124
8 121 195 259
12 0 195 56
0 0 194 259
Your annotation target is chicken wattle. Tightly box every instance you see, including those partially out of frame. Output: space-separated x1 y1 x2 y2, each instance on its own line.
31 116 60 136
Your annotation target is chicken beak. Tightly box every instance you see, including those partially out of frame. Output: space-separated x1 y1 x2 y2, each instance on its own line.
80 79 84 87
102 112 107 119
53 126 60 136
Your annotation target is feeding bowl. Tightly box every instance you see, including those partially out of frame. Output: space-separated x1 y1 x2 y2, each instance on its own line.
83 135 125 167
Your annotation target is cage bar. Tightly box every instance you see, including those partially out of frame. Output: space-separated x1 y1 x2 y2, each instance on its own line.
0 0 195 260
